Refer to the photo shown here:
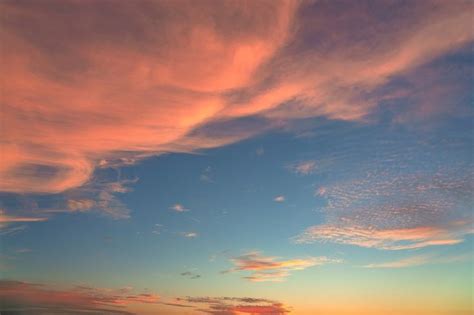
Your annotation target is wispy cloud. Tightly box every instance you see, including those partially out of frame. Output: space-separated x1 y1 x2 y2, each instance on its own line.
0 210 46 238
274 195 286 203
224 251 340 282
177 296 291 314
0 210 47 224
0 225 27 236
289 160 317 175
295 222 471 250
200 166 214 183
171 204 189 213
363 254 433 269
0 280 160 314
181 232 198 238
180 271 201 279
363 253 472 269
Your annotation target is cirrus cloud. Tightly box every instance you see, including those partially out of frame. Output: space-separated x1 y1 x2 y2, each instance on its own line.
223 251 341 282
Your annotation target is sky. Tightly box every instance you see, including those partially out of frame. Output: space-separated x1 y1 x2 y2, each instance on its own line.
0 0 473 314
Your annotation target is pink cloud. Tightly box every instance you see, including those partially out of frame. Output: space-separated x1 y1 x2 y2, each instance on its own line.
0 0 471 199
295 222 472 250
225 251 340 282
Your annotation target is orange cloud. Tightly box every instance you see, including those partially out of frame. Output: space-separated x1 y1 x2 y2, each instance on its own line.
225 251 340 282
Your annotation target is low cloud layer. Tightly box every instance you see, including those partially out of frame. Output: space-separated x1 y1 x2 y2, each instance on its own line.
177 296 291 315
0 280 159 314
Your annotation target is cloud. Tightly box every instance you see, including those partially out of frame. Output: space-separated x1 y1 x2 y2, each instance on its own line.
295 222 472 250
1 0 472 225
363 253 472 269
363 254 432 269
0 210 47 236
177 296 291 315
296 162 474 250
200 166 214 183
224 251 340 282
171 204 189 212
15 248 32 254
180 271 201 279
274 195 285 202
0 177 135 221
0 210 47 224
181 232 198 238
0 225 27 236
152 224 163 235
289 160 317 175
0 280 160 314
0 0 297 195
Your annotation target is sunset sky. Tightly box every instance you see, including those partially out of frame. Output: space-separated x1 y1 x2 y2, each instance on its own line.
0 1 473 314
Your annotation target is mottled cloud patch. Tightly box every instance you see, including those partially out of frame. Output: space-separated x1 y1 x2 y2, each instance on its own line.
224 251 340 282
0 280 160 314
177 296 291 314
297 165 474 250
288 160 317 175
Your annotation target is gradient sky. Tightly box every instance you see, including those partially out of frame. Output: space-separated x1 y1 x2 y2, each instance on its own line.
0 1 473 314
